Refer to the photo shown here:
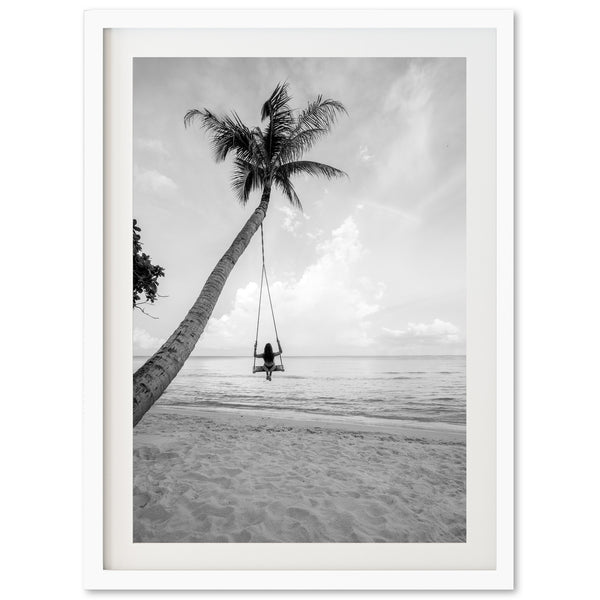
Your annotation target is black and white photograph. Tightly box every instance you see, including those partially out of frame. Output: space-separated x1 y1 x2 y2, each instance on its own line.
132 57 466 544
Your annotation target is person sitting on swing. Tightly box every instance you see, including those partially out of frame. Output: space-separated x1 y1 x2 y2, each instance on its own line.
253 341 284 381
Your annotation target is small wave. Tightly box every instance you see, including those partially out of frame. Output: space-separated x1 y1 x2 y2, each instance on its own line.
167 400 465 425
349 410 464 424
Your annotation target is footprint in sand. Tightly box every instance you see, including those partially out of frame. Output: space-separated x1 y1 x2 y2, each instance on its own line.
287 522 311 542
182 472 208 482
223 467 242 476
286 506 311 519
138 504 171 523
233 529 252 542
241 507 266 526
134 446 159 461
365 503 387 517
362 512 386 526
331 511 355 532
133 492 150 508
199 503 235 518
157 451 179 460
379 494 397 506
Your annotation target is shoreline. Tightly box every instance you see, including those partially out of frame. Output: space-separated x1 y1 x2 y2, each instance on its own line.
148 404 465 443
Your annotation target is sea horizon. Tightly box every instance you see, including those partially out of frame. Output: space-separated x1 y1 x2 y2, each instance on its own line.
133 355 466 430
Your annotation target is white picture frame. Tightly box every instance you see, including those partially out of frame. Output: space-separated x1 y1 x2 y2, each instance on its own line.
84 8 513 590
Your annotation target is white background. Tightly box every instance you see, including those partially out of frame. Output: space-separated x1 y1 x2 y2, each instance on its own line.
1 0 598 598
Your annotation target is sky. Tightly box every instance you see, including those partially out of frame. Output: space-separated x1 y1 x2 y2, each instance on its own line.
133 57 465 356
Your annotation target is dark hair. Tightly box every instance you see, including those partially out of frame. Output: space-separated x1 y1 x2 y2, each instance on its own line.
263 343 274 362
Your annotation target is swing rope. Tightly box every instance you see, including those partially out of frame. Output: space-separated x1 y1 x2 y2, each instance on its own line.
253 223 284 370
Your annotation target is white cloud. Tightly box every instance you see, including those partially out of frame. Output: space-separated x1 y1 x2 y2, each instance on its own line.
134 165 177 195
384 61 434 114
133 328 165 354
362 200 421 225
196 216 384 354
373 281 387 300
277 205 309 234
135 137 169 157
382 319 462 345
358 144 374 162
305 228 324 240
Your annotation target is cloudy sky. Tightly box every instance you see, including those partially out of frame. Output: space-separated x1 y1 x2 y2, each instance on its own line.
133 57 465 356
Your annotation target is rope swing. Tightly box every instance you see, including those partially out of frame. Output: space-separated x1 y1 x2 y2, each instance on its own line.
253 222 285 373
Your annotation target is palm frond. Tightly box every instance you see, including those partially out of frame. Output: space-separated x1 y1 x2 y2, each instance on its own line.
261 82 295 161
184 109 203 128
249 128 269 167
277 160 348 182
184 108 256 163
230 158 265 205
294 97 348 135
277 127 329 164
273 173 303 211
260 82 291 121
277 96 347 164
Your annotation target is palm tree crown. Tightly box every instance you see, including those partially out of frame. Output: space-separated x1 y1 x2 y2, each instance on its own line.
184 82 348 210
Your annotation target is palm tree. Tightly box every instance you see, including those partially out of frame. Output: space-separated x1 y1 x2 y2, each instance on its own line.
133 83 347 427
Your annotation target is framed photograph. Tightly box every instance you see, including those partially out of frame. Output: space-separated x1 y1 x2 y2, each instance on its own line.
84 8 513 590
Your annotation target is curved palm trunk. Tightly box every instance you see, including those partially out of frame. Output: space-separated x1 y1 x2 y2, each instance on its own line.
133 184 272 427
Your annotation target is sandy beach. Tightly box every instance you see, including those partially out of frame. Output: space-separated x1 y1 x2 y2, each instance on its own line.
133 406 465 543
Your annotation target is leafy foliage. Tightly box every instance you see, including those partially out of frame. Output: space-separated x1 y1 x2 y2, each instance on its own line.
133 219 165 310
184 82 348 210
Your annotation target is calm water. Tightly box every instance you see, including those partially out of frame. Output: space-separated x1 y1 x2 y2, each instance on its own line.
134 355 465 430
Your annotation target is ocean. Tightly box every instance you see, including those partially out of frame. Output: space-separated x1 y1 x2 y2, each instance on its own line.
134 355 465 432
